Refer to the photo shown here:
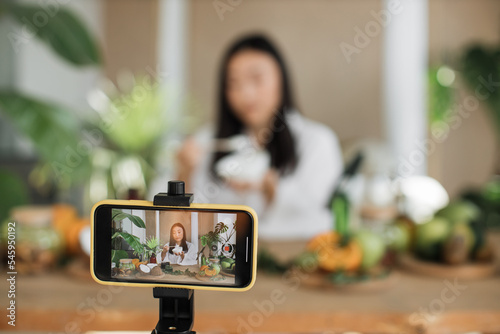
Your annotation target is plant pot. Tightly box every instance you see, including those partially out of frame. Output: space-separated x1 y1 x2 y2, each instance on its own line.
149 253 157 264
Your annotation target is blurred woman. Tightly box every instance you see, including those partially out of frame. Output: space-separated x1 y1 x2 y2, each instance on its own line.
158 223 197 265
177 34 343 240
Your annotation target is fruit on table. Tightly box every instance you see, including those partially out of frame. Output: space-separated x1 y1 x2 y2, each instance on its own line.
353 230 386 271
451 222 475 253
415 217 450 260
441 222 475 265
306 231 362 272
133 260 147 270
52 204 89 255
210 263 221 275
221 258 235 272
385 220 412 252
139 264 151 274
436 200 480 223
483 178 500 201
151 266 163 276
205 267 217 276
442 234 469 265
199 263 221 277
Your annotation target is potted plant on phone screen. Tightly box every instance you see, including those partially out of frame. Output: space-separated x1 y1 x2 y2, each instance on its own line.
200 222 229 260
218 221 236 275
144 236 161 264
219 221 236 259
111 209 146 265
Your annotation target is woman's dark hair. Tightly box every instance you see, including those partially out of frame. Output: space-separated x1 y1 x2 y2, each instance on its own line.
211 34 298 177
169 223 188 254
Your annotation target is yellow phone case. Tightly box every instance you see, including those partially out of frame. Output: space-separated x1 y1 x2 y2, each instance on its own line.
90 199 258 292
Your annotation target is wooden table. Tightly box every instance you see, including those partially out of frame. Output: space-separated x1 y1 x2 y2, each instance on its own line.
1 238 500 334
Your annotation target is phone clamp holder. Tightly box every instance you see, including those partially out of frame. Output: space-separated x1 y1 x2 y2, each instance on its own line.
152 287 195 334
154 180 194 207
152 180 195 334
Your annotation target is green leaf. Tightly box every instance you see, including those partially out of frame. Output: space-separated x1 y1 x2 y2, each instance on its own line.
428 67 454 125
6 3 101 66
200 235 208 247
112 210 146 228
0 91 91 185
215 222 228 234
0 168 29 222
145 236 160 252
112 231 144 255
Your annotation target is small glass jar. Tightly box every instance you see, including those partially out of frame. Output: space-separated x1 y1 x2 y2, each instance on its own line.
119 259 135 275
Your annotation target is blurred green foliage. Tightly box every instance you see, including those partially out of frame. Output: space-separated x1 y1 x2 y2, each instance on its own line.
0 2 101 220
462 45 500 143
0 168 29 222
3 2 101 66
428 66 454 126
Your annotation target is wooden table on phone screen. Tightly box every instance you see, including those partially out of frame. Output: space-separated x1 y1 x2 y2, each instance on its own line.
1 237 500 334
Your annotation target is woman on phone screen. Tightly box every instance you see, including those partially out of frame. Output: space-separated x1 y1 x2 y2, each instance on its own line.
158 223 197 265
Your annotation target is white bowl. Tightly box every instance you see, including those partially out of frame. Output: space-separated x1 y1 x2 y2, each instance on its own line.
215 149 270 183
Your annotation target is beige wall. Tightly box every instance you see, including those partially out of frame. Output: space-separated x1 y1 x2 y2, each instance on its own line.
187 0 500 196
103 0 159 81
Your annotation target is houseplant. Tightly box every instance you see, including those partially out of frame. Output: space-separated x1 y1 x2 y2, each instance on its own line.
200 222 229 259
143 236 161 263
111 209 146 265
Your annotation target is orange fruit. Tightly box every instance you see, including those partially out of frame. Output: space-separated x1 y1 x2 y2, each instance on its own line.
205 268 217 276
135 261 147 270
307 231 362 272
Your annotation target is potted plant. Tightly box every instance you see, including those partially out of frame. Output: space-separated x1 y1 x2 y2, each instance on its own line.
111 209 146 265
199 222 229 260
0 2 101 221
143 236 161 263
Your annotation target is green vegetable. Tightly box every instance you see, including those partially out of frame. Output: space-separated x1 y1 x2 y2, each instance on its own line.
331 192 350 244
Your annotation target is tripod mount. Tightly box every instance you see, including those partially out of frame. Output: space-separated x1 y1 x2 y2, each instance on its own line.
152 180 195 334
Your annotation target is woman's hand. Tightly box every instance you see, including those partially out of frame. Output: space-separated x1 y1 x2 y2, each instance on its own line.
226 179 256 192
176 137 202 184
261 169 278 204
174 251 185 260
161 245 169 258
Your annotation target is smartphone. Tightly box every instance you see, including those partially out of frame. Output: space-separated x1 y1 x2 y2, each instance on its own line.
91 200 257 291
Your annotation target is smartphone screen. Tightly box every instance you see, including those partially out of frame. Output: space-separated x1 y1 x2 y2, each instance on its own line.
92 202 256 290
